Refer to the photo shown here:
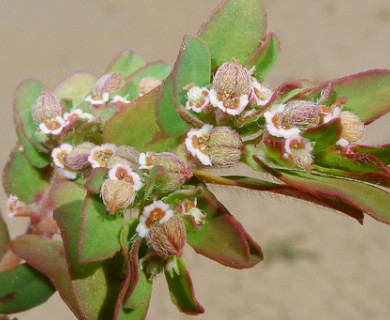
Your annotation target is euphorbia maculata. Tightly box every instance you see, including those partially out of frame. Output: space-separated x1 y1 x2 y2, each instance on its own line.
1 0 389 319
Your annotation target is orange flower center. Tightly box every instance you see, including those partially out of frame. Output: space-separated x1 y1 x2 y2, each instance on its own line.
146 208 166 228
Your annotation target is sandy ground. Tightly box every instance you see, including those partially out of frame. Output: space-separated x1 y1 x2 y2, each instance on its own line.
0 0 390 319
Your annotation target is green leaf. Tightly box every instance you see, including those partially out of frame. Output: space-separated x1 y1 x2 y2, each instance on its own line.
128 61 171 83
3 146 49 203
198 0 266 69
164 257 204 315
187 181 263 269
51 181 123 319
10 235 84 319
302 118 342 152
156 75 190 137
353 144 390 165
0 212 9 261
103 88 180 152
14 79 49 152
246 33 281 82
79 194 123 263
173 35 211 127
84 168 108 194
0 263 55 314
106 50 145 78
54 72 96 107
305 69 390 124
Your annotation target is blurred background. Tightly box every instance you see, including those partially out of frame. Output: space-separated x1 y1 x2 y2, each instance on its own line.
0 0 389 319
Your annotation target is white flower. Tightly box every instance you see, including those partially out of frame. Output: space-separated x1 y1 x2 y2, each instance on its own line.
108 163 142 191
39 116 66 135
136 200 174 238
264 104 300 138
323 107 341 123
284 134 313 170
112 95 130 104
88 143 117 168
209 88 249 116
63 109 94 125
6 195 27 218
51 143 73 168
85 92 110 106
59 168 77 180
185 124 213 166
185 85 209 113
250 79 273 106
138 151 157 170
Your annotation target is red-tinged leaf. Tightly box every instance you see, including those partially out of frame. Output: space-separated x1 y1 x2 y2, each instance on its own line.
156 75 190 137
54 72 96 107
103 88 180 152
13 79 49 153
106 50 145 78
0 212 9 261
246 33 281 82
3 146 50 203
352 143 390 165
254 159 390 224
51 181 124 319
164 257 204 315
198 0 267 70
9 235 83 318
173 35 211 127
84 167 108 194
187 182 263 269
0 263 55 314
79 193 123 263
304 69 390 124
302 118 342 152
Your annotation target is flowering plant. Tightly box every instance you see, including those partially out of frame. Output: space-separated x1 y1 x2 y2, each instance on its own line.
1 0 389 319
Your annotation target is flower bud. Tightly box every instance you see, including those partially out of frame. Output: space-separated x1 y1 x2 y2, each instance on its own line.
209 60 252 115
208 126 243 167
66 142 95 171
146 215 186 257
32 91 63 124
100 179 135 214
93 72 122 96
282 100 320 130
138 77 162 96
152 152 192 193
107 145 140 170
339 111 365 145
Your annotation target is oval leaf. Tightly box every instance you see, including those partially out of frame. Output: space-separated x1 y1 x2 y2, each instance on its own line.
106 50 145 78
0 212 9 262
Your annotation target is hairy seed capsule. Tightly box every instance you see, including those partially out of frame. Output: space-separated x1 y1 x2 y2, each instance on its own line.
339 111 365 144
138 77 162 96
66 142 95 171
208 126 243 167
282 100 320 130
32 91 63 124
107 145 140 170
93 72 122 96
146 215 186 257
100 179 135 214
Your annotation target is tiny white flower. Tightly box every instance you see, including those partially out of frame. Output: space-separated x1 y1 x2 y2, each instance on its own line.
136 200 174 238
284 134 313 170
138 151 157 170
264 104 300 138
59 168 77 180
323 107 341 123
185 124 213 166
88 143 117 168
209 88 249 116
184 85 209 113
336 138 350 147
108 163 142 191
250 79 273 106
51 143 73 168
39 116 66 135
6 195 27 218
85 92 110 106
112 95 131 104
63 109 94 125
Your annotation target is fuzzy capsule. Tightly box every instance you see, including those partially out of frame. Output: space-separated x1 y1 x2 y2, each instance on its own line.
32 91 63 124
93 72 122 96
66 142 95 171
106 145 140 170
100 179 135 214
282 100 321 130
208 126 243 167
138 77 162 96
152 152 192 193
146 215 186 257
339 111 365 145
